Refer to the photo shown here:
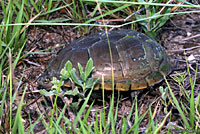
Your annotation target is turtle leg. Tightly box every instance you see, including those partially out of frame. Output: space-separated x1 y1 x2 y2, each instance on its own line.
130 91 140 99
89 90 103 100
129 90 144 105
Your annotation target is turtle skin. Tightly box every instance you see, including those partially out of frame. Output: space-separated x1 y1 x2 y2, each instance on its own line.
37 29 171 91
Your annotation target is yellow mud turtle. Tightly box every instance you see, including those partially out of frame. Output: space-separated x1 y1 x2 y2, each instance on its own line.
37 29 171 91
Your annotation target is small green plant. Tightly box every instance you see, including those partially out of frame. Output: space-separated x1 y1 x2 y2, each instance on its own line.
164 62 200 132
61 58 97 91
159 86 169 114
40 58 99 111
135 3 171 38
172 71 189 100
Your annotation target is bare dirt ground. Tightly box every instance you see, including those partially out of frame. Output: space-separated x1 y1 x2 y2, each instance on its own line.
15 8 200 133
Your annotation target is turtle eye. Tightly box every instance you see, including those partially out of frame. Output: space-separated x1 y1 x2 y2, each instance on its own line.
43 77 50 84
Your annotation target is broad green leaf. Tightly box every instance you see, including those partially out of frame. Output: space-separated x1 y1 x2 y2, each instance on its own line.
86 78 97 89
60 68 70 80
51 77 60 85
70 102 79 110
80 73 86 82
78 63 86 81
78 63 84 74
85 58 93 79
65 60 73 72
51 77 63 89
64 87 80 96
70 69 83 87
39 90 56 96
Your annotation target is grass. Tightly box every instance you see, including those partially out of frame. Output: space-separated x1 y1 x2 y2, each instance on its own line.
0 0 200 133
164 64 199 133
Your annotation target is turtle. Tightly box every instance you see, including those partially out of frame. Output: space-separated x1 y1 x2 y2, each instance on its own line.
37 29 171 91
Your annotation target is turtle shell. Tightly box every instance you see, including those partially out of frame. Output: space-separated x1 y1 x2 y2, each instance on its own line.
37 29 171 91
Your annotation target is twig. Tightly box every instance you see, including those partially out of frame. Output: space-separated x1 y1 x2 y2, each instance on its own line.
167 46 200 53
124 7 146 22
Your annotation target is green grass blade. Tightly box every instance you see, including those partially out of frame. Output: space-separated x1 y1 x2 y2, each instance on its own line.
114 91 120 122
121 115 127 134
133 97 139 134
83 0 199 8
29 0 40 13
13 41 26 69
0 56 6 85
79 0 87 21
94 111 99 134
185 54 196 128
79 118 87 134
73 86 94 131
83 101 94 124
0 84 7 121
84 4 130 24
41 4 72 16
5 1 13 43
47 0 53 19
102 75 106 128
127 109 148 133
55 104 67 126
63 116 72 133
12 86 27 134
146 103 155 133
26 114 43 134
0 0 6 15
99 111 103 134
13 0 24 49
164 75 191 129
153 111 171 134
196 92 200 111
8 48 13 131
52 120 65 134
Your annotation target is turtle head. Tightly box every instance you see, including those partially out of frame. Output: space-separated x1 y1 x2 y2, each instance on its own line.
37 73 53 89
